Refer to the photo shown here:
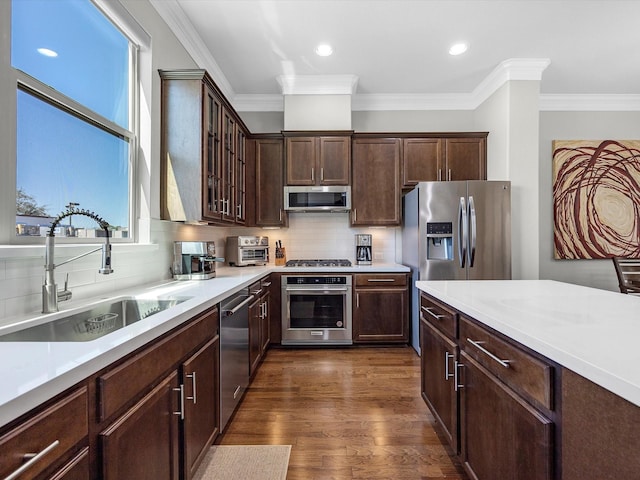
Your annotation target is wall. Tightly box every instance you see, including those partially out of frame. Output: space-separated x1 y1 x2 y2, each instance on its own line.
538 110 640 291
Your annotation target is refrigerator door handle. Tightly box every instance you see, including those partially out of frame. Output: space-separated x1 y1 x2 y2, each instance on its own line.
458 196 468 268
468 195 477 268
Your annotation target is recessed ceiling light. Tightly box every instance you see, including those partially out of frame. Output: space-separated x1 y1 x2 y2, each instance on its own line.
448 43 468 56
37 48 58 57
315 44 333 57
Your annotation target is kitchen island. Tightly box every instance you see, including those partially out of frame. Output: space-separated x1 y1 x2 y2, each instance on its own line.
417 279 640 480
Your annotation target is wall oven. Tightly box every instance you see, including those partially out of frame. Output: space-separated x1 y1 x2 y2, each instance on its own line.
281 275 352 345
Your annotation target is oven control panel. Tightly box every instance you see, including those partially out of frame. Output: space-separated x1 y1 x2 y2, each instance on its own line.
285 276 350 285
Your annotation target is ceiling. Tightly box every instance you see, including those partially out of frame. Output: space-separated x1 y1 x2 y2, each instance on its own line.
150 0 640 111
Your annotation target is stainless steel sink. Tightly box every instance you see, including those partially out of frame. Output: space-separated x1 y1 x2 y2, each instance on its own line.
0 296 192 342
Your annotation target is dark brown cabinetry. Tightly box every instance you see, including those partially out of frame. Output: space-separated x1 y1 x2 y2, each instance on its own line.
420 292 556 480
0 387 89 480
249 277 271 377
351 137 402 226
100 372 181 480
285 133 351 185
352 274 408 343
402 134 487 188
249 136 287 227
160 69 248 225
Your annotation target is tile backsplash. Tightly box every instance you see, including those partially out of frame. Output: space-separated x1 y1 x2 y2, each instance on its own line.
0 215 400 326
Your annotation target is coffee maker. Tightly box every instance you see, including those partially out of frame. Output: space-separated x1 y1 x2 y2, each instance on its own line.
355 234 372 265
172 241 221 280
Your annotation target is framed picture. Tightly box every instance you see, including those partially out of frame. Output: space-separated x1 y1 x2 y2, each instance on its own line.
552 139 640 259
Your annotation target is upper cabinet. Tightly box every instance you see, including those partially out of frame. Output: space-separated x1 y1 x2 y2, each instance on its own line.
351 137 401 226
402 134 487 188
159 69 248 225
284 132 351 186
249 136 288 228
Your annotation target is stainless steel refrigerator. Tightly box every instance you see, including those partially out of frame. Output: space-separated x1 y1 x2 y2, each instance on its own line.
403 180 511 352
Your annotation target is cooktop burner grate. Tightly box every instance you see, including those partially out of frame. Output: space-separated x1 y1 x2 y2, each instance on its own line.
285 259 352 267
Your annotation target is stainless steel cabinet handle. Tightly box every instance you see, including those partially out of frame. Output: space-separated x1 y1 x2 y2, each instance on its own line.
279 209 282 222
262 281 272 287
444 351 454 380
367 278 395 283
4 440 60 480
311 167 315 181
321 167 324 181
438 168 442 181
356 293 360 308
421 306 445 320
454 361 464 392
447 168 452 181
186 372 197 404
233 385 242 399
467 338 511 368
237 204 242 218
173 385 185 419
353 208 357 222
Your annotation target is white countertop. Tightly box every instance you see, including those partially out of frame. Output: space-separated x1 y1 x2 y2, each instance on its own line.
0 263 408 427
416 280 640 407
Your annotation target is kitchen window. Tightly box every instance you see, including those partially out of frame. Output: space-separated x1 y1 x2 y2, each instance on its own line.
10 0 142 242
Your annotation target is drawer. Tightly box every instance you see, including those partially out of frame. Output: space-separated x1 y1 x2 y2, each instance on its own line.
420 294 457 339
0 387 88 480
355 273 407 287
98 306 218 422
460 316 553 411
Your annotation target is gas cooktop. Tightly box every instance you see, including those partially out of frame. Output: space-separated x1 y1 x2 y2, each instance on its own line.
285 259 352 267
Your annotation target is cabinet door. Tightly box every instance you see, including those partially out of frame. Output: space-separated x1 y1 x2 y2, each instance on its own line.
255 139 287 226
460 351 553 480
319 136 350 185
352 138 401 226
420 319 458 452
221 109 236 222
285 137 315 185
182 337 220 480
100 371 180 480
235 128 247 224
353 287 407 343
444 138 486 181
260 291 271 354
402 138 442 187
249 297 262 376
202 88 223 221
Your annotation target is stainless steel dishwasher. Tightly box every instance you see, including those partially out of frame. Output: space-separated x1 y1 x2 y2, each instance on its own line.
220 288 254 431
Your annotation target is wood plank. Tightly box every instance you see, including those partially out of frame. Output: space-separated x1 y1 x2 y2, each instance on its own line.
218 347 468 479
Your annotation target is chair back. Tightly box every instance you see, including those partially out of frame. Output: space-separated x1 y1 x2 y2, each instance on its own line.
612 257 640 294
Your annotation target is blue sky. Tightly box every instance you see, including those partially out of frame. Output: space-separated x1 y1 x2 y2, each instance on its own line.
12 0 131 228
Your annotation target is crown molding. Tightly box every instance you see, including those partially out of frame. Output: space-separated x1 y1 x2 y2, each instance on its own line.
148 0 235 101
277 75 359 95
539 94 640 111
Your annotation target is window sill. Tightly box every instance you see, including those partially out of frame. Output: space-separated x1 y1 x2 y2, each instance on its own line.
0 243 160 259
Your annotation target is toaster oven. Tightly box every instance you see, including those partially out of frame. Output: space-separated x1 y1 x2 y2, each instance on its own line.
226 236 269 266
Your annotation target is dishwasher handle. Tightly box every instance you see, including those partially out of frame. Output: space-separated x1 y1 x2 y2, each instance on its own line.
222 294 255 316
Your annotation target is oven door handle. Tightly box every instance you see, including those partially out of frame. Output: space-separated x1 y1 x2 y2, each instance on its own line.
285 287 349 294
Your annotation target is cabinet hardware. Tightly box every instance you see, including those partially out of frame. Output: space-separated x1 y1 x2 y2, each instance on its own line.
233 385 242 399
421 306 445 320
445 351 454 380
186 372 197 404
262 281 272 287
467 338 511 368
454 361 464 392
237 204 242 218
353 209 357 222
438 169 442 181
173 385 185 419
5 440 60 480
321 167 324 181
356 293 360 308
311 167 315 181
367 278 394 283
447 169 452 181
279 209 282 222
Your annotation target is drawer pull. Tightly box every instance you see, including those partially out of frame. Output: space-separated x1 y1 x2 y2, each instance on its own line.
444 351 454 380
5 440 60 480
421 306 445 320
367 278 395 282
261 281 272 287
467 338 511 368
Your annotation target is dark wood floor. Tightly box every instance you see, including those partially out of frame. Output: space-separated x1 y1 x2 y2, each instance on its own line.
218 347 468 479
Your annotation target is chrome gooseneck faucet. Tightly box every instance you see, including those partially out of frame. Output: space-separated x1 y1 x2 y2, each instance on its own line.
43 208 114 313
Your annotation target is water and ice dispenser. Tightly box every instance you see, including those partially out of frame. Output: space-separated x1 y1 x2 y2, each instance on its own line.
426 222 454 260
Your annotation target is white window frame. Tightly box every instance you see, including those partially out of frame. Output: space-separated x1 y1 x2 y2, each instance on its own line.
2 0 150 246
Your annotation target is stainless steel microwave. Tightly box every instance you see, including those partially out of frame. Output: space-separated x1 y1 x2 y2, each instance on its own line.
283 186 351 212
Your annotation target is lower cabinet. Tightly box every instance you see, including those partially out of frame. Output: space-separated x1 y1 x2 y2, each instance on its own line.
460 351 553 480
249 277 271 377
353 273 408 343
100 371 181 480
